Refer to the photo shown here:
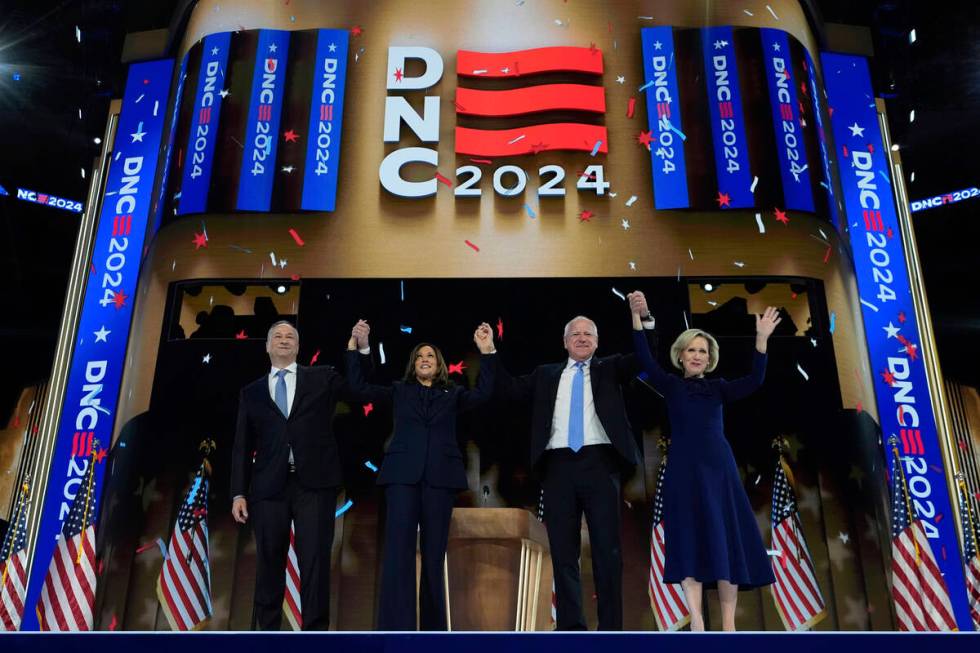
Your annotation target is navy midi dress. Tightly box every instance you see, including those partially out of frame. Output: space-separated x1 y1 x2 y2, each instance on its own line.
633 330 775 589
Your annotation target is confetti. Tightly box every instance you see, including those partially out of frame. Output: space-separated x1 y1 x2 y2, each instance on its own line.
496 317 504 340
578 210 595 222
524 203 537 218
448 361 467 375
625 195 638 207
469 158 493 165
202 354 211 364
400 280 405 301
363 403 374 416
364 460 378 472
229 244 252 254
464 239 480 252
400 325 413 334
287 228 305 247
108 614 118 631
379 342 386 365
611 287 626 301
774 207 789 224
335 499 354 517
755 212 765 233
269 251 278 267
766 5 779 19
829 312 837 333
590 140 603 156
621 219 630 230
823 246 832 263
860 299 879 313
628 261 636 271
733 261 745 268
665 118 687 140
310 349 320 365
192 232 208 249
683 312 689 329
637 80 654 93
750 176 759 193
744 9 754 16
235 330 247 340
156 537 169 560
435 171 453 187
796 363 809 381
688 248 694 260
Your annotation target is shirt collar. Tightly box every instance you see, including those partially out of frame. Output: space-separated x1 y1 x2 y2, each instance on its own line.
565 357 592 370
270 362 298 377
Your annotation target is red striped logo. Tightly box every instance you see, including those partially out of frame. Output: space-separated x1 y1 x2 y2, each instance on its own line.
454 46 607 157
656 101 671 119
199 106 212 125
71 431 95 458
258 104 272 121
719 101 734 119
900 428 924 455
863 209 884 232
780 103 794 121
319 104 333 121
112 214 132 236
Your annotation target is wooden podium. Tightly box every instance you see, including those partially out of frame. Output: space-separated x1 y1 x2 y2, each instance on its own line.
442 508 553 631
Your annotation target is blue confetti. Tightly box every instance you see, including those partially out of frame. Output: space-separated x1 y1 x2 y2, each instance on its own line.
590 140 603 157
364 460 378 472
335 499 354 517
400 280 404 301
878 169 891 184
12 72 21 81
829 311 837 334
156 537 169 560
400 325 413 334
637 80 654 92
524 202 536 219
666 119 687 141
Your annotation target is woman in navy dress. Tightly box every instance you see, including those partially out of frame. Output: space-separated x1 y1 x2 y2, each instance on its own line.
628 294 781 631
345 320 496 630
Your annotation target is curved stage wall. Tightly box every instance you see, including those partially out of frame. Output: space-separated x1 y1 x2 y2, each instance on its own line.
9 0 976 633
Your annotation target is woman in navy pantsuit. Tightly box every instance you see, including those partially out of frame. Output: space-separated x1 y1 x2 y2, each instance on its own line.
345 320 496 630
628 294 781 631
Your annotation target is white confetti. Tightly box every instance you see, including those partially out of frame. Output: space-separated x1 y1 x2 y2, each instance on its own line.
750 176 759 193
688 248 694 260
796 363 809 381
733 261 745 268
472 69 487 75
135 93 144 104
707 300 717 307
628 261 636 271
625 195 638 207
818 228 829 240
744 10 755 16
766 5 779 19
611 287 626 301
153 100 160 117
755 212 766 233
379 342 386 365
860 298 879 312
507 134 526 145
682 311 689 329
621 219 630 230
269 251 278 267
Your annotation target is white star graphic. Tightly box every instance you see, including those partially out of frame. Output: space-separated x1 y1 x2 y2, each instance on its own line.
130 121 146 143
219 89 230 98
616 75 625 84
713 40 728 50
628 261 636 270
279 259 288 269
883 321 900 338
269 43 278 52
838 531 850 544
773 42 781 52
328 43 337 53
94 326 111 342
810 338 818 347
281 165 294 173
848 122 865 137
202 354 211 364
211 47 219 56
621 219 630 230
653 40 662 50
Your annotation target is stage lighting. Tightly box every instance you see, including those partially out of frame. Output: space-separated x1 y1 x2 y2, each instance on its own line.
701 282 716 292
93 137 102 145
891 143 900 151
909 28 916 44
909 109 915 123
275 285 287 294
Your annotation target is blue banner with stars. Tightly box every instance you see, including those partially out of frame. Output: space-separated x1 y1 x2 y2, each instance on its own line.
701 26 753 209
237 30 291 211
21 58 174 631
177 31 230 215
822 51 971 629
805 50 841 228
301 29 350 212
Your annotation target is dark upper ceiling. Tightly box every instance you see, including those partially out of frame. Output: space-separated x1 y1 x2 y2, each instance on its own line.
0 0 977 405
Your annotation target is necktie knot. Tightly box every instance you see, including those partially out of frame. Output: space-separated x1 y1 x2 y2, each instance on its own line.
574 361 585 371
276 368 289 380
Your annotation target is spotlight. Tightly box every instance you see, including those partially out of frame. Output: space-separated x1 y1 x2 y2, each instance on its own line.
93 137 102 145
909 29 916 44
701 282 715 293
12 72 21 81
275 285 287 294
891 144 900 151
909 109 915 123
80 168 86 179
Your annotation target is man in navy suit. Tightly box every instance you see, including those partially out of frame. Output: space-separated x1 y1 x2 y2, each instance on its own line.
231 320 371 630
496 292 656 630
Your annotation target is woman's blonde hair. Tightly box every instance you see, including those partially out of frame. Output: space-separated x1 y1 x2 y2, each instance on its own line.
669 329 720 373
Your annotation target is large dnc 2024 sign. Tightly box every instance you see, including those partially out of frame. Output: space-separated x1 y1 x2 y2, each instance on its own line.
21 59 175 631
822 52 972 629
640 26 839 220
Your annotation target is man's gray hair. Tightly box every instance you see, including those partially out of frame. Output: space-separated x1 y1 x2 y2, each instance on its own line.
563 316 598 339
266 320 298 342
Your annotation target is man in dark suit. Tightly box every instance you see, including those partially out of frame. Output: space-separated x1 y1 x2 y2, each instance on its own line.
496 291 656 630
231 319 371 630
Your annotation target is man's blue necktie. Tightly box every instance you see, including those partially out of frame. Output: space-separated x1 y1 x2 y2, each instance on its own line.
568 361 585 452
275 369 289 418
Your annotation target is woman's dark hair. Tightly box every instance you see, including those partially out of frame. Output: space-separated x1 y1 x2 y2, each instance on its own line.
402 342 450 387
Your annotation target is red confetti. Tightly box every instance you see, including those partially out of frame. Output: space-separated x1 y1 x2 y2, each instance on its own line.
469 158 493 165
774 207 790 224
856 401 863 413
940 545 947 560
290 274 301 281
716 192 731 208
579 210 595 222
108 614 118 631
95 448 108 464
636 130 654 148
936 513 943 523
235 329 248 340
828 106 834 117
112 290 129 310
97 558 104 575
496 317 504 340
90 262 96 275
310 349 321 365
464 239 480 252
363 402 374 417
897 311 907 323
823 246 832 263
288 228 305 246
842 145 849 158
905 342 919 361
790 292 798 299
626 96 636 118
135 541 156 554
886 227 894 239
881 369 896 386
283 129 299 143
393 67 404 83
435 171 453 187
193 232 208 249
958 440 967 450
350 25 363 37
31 424 38 434
448 361 467 375
867 143 874 153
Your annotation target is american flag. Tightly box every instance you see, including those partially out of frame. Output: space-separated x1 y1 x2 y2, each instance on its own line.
37 449 98 631
648 455 690 631
889 441 957 631
156 460 212 630
0 479 30 631
769 458 826 630
954 476 980 630
283 521 302 631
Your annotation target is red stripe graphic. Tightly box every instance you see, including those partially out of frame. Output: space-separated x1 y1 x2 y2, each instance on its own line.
199 107 211 125
457 47 603 77
780 103 793 120
719 102 733 119
455 124 607 157
455 84 605 117
657 102 671 119
258 105 271 121
72 432 80 457
320 104 333 121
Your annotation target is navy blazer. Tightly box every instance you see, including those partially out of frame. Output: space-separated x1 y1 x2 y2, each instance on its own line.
345 350 497 489
231 357 371 501
495 328 657 473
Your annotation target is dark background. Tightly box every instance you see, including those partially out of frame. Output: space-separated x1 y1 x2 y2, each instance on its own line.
0 0 978 427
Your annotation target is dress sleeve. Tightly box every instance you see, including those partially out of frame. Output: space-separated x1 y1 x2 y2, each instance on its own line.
343 349 394 407
457 353 497 412
632 329 674 395
719 350 767 403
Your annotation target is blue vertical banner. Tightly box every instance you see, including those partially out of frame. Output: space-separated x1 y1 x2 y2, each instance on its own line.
641 27 689 210
177 31 230 215
237 30 291 211
150 54 188 234
301 29 350 212
760 29 814 213
21 59 174 630
822 52 971 629
805 50 841 227
701 26 753 209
